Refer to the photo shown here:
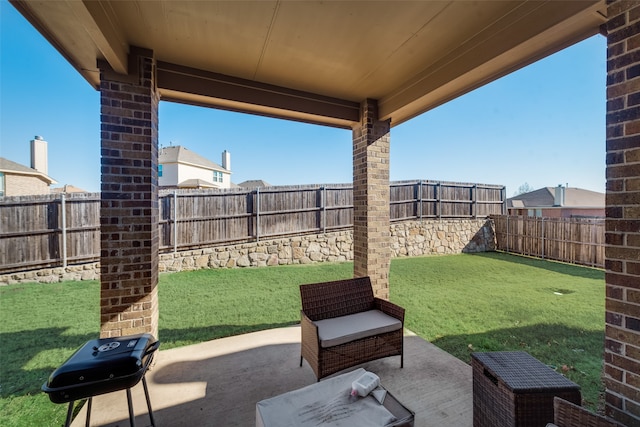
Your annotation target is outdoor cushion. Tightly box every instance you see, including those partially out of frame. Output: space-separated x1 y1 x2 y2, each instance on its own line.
314 310 402 348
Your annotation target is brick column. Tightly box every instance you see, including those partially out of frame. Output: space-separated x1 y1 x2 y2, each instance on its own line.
352 99 391 299
99 47 160 339
605 2 640 425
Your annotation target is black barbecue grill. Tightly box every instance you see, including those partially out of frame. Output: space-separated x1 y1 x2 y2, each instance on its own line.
42 333 160 427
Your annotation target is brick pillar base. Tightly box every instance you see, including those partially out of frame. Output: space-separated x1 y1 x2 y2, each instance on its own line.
352 99 391 299
99 47 160 339
605 2 640 425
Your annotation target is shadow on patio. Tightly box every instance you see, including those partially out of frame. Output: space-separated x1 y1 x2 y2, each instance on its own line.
71 326 472 426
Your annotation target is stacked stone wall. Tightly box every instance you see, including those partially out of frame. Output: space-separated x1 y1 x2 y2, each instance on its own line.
391 218 495 256
1 219 493 284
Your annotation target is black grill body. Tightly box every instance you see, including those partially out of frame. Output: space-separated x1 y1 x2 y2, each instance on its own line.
43 333 159 404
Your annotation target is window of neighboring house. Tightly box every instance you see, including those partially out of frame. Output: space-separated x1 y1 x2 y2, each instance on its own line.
213 171 223 183
158 164 163 177
0 172 4 196
528 209 542 217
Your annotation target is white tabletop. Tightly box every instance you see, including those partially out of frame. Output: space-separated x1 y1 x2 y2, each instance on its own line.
256 368 399 427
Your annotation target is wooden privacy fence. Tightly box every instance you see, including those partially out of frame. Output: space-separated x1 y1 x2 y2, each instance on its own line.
1 180 505 273
0 193 100 273
491 215 605 268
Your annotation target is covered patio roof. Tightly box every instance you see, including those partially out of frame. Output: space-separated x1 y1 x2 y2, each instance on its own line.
14 2 640 425
11 0 606 128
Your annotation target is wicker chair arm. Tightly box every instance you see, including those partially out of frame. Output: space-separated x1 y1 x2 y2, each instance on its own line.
553 397 621 427
374 298 405 323
300 310 319 354
300 310 318 334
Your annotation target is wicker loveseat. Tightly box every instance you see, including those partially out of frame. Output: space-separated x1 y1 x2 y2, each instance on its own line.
299 276 405 381
550 397 622 427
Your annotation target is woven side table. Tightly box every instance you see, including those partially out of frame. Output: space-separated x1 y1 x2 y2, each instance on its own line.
472 351 581 427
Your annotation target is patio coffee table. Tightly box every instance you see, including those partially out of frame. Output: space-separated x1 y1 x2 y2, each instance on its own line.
256 368 414 427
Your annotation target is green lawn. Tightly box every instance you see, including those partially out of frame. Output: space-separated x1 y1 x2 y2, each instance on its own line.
391 252 605 410
0 252 605 426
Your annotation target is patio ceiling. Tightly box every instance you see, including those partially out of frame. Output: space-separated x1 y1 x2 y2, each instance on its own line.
12 0 606 128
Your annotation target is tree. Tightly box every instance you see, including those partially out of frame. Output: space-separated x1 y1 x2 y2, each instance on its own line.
514 182 533 196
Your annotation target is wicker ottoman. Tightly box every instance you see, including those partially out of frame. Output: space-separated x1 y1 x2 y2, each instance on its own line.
472 351 581 427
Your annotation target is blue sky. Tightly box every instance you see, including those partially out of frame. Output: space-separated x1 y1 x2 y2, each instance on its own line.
1 2 606 195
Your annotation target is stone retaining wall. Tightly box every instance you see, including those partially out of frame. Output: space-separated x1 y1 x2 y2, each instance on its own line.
1 262 101 284
1 219 494 284
391 218 495 256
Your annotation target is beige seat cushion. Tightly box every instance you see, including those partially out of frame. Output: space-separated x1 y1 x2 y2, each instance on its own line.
314 310 402 348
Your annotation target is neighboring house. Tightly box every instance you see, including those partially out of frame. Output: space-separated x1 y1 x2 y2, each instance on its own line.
159 146 231 189
51 184 88 194
0 136 57 196
507 186 605 218
0 157 58 197
238 179 272 188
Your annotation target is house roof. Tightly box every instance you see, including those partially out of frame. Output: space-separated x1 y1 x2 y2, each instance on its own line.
51 184 88 193
159 146 227 172
11 1 606 129
177 178 218 189
0 157 57 185
507 187 605 209
238 180 272 189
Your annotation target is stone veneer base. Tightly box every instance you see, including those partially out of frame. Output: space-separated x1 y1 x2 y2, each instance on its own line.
1 219 494 285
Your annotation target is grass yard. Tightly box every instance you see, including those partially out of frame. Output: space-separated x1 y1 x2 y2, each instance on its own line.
391 252 605 410
0 252 605 426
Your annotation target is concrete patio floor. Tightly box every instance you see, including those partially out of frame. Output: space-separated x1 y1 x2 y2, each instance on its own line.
71 326 472 427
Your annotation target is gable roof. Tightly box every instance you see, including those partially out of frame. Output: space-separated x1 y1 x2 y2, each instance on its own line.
0 157 57 185
51 184 88 193
177 178 218 189
238 179 272 188
159 146 227 172
507 187 604 209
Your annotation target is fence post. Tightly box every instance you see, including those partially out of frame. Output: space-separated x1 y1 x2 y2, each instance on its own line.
173 190 178 253
506 215 510 252
473 183 477 219
61 193 67 267
322 186 326 233
256 188 260 242
437 182 442 220
418 180 423 221
541 217 545 260
502 186 507 215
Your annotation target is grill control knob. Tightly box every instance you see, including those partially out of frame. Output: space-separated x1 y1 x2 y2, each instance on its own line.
98 342 121 352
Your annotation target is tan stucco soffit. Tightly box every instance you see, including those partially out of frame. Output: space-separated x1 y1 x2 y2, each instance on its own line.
378 1 607 125
67 0 128 75
10 0 606 127
10 0 119 87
